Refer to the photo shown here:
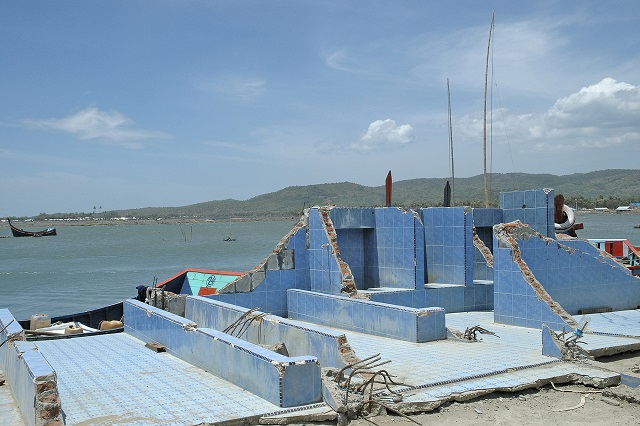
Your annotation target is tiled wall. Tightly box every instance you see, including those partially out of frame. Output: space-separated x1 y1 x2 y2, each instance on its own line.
471 208 502 282
493 260 570 329
206 226 310 317
541 325 564 359
330 207 376 229
186 296 349 368
124 300 322 407
369 208 421 289
206 269 297 317
0 309 62 426
493 226 574 330
421 207 472 286
500 189 554 237
308 209 344 293
367 284 493 312
519 237 640 314
287 289 446 342
329 207 421 291
336 228 367 289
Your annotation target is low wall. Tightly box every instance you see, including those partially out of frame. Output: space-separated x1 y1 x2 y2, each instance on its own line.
186 296 351 368
123 300 321 407
287 289 446 342
0 309 62 426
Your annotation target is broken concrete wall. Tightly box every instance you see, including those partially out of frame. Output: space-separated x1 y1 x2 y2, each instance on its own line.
1 310 62 426
186 296 354 368
494 222 578 330
308 207 356 294
210 221 310 316
124 299 322 407
329 207 423 291
365 284 493 312
519 236 640 314
500 189 555 238
471 207 502 282
287 289 446 342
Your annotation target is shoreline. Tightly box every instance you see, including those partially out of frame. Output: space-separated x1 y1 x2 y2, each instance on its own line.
1 216 299 230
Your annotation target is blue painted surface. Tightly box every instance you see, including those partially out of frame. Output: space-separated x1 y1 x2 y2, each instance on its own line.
186 296 347 368
124 299 322 407
1 309 50 426
541 325 563 359
287 289 446 342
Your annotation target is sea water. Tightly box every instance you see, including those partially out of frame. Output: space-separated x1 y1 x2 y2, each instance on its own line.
1 213 639 321
0 220 296 320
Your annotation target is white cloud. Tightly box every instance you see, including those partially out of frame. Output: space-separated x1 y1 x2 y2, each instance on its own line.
456 78 640 154
23 107 170 148
353 119 414 151
546 78 640 128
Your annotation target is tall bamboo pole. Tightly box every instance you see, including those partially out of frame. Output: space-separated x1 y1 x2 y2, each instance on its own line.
483 11 494 208
447 78 455 206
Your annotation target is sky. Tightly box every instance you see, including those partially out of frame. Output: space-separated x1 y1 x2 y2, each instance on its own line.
1 1 639 217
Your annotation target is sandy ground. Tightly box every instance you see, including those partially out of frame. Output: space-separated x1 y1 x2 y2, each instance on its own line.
342 350 640 426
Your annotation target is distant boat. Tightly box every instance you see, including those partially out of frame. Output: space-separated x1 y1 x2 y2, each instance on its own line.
223 235 236 242
7 218 57 237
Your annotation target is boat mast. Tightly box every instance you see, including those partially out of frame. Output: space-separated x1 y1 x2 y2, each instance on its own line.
447 78 455 206
483 11 494 208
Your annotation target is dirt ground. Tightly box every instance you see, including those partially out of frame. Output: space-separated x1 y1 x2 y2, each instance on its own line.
343 350 640 426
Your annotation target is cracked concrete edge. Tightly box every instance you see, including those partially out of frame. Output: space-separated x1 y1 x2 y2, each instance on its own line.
258 408 337 425
375 371 621 415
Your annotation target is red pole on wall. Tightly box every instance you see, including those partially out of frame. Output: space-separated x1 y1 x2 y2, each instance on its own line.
385 170 392 207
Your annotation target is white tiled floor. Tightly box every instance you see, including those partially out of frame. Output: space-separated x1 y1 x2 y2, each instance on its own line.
34 333 311 425
576 309 640 337
24 310 640 422
329 311 620 403
0 370 26 426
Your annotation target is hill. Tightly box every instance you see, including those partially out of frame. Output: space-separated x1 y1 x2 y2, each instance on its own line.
35 169 640 221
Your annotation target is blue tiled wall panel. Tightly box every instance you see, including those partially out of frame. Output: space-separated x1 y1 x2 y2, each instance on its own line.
364 208 418 290
186 296 348 368
500 189 554 237
422 207 471 286
541 325 563 358
1 309 60 426
287 289 446 342
336 228 365 289
517 238 640 314
306 208 344 294
472 208 503 227
331 208 376 229
493 237 572 330
124 300 321 407
10 341 59 426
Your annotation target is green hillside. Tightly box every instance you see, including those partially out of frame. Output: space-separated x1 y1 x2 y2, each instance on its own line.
35 169 640 221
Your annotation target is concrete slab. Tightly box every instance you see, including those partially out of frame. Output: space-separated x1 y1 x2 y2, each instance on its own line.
302 311 621 414
577 309 640 337
32 333 325 425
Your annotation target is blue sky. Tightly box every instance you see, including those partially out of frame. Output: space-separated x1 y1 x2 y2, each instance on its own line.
2 1 639 217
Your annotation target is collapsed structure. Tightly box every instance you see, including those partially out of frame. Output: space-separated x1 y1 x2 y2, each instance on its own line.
2 188 640 425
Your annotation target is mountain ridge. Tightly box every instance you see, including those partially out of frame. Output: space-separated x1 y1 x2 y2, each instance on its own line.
33 169 640 220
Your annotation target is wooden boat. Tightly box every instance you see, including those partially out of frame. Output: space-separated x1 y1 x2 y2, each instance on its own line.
589 238 640 276
18 301 124 340
7 218 57 237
